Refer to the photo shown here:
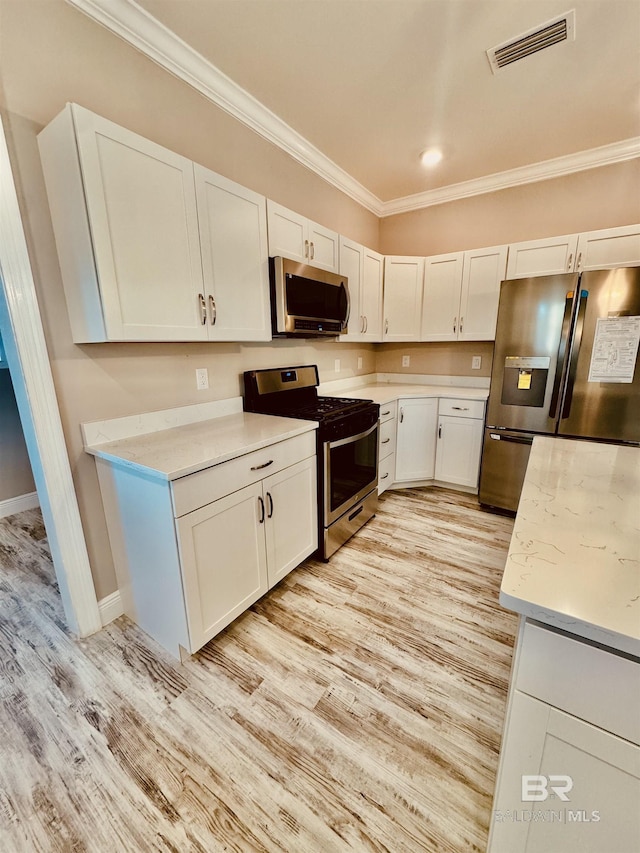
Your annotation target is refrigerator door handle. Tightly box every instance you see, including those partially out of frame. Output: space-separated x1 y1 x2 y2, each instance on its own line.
561 289 589 419
548 291 576 419
489 432 534 446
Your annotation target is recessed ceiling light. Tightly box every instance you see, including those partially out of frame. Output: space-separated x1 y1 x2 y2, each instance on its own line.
420 148 443 167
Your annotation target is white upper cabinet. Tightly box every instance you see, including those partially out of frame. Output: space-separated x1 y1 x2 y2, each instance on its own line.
266 200 339 272
575 224 640 270
421 246 507 341
38 104 272 343
421 253 464 341
505 233 579 279
458 245 508 341
339 237 383 341
383 256 424 341
194 165 271 341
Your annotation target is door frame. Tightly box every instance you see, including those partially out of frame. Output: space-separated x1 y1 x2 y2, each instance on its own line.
0 115 101 637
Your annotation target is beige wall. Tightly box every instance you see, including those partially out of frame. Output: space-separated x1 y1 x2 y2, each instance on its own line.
380 160 640 256
0 1 637 602
0 369 35 504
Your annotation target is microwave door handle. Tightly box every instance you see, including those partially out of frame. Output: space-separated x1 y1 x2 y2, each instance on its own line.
561 289 588 419
342 281 351 330
548 291 576 419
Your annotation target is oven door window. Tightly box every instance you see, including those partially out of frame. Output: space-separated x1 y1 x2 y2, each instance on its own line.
327 424 378 520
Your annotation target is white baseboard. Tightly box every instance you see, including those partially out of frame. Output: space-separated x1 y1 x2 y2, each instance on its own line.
0 490 39 519
98 589 124 626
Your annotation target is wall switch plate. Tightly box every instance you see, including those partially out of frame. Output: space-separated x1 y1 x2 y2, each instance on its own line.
357 357 363 370
334 358 341 373
195 367 209 390
402 355 410 367
472 356 482 370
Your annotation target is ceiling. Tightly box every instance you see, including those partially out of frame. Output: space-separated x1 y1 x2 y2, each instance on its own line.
74 0 640 213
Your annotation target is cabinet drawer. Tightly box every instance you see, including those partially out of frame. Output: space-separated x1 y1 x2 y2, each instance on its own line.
171 431 316 517
378 400 397 423
516 620 640 745
378 454 395 494
438 397 485 419
378 418 396 458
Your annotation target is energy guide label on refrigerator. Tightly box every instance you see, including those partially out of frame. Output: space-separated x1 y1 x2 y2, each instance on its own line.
587 316 640 383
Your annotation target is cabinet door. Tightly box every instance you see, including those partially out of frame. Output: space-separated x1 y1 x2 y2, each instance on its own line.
339 237 363 340
383 257 424 341
435 415 483 488
489 691 640 853
266 200 307 263
177 482 268 652
395 398 437 481
421 253 463 341
263 457 317 589
361 247 384 340
575 224 640 271
307 221 340 272
505 234 579 279
195 165 271 341
72 105 206 341
458 245 508 341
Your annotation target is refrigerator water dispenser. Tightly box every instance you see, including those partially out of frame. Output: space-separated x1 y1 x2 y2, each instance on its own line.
500 356 550 407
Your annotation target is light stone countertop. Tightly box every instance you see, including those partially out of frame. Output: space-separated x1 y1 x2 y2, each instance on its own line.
84 411 318 481
330 383 489 406
500 436 640 657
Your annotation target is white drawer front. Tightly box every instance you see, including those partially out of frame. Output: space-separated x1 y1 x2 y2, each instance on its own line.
516 620 640 745
378 417 396 458
378 400 397 423
171 431 316 517
438 397 485 419
378 454 395 494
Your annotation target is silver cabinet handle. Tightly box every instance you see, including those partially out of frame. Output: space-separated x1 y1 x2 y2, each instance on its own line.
304 239 309 259
567 253 573 270
438 424 442 439
381 437 390 444
251 460 274 471
399 407 404 423
360 315 364 334
459 316 463 333
451 406 469 411
363 316 368 333
381 410 391 416
198 293 207 325
266 491 274 519
385 319 389 335
576 252 582 270
381 472 389 480
310 241 315 260
453 316 457 334
209 294 216 325
257 495 265 524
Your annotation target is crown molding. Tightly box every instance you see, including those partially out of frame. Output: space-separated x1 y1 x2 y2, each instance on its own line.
379 137 640 217
67 0 640 220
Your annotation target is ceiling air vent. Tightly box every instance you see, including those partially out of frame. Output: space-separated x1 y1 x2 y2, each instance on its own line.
487 10 575 74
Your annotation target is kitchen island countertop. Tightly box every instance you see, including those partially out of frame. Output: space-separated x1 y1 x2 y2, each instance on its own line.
500 436 640 657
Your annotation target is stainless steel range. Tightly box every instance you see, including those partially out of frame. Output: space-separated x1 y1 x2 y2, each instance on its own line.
243 365 379 559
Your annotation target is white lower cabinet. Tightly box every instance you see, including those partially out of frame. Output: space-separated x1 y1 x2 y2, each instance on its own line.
395 397 438 482
435 398 485 489
96 433 317 659
377 401 397 495
489 619 640 853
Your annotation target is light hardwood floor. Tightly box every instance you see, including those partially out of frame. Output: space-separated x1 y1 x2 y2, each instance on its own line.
0 488 516 852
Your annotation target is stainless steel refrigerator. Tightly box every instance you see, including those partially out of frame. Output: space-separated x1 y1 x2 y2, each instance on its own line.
479 266 640 511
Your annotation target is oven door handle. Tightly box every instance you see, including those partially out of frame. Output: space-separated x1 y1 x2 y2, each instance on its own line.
326 421 378 450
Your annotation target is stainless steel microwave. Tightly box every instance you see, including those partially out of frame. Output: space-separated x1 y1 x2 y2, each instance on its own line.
270 257 350 337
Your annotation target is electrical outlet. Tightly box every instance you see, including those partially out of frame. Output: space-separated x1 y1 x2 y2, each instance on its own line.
472 356 482 370
195 367 209 390
334 358 341 373
357 357 363 370
402 355 410 367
